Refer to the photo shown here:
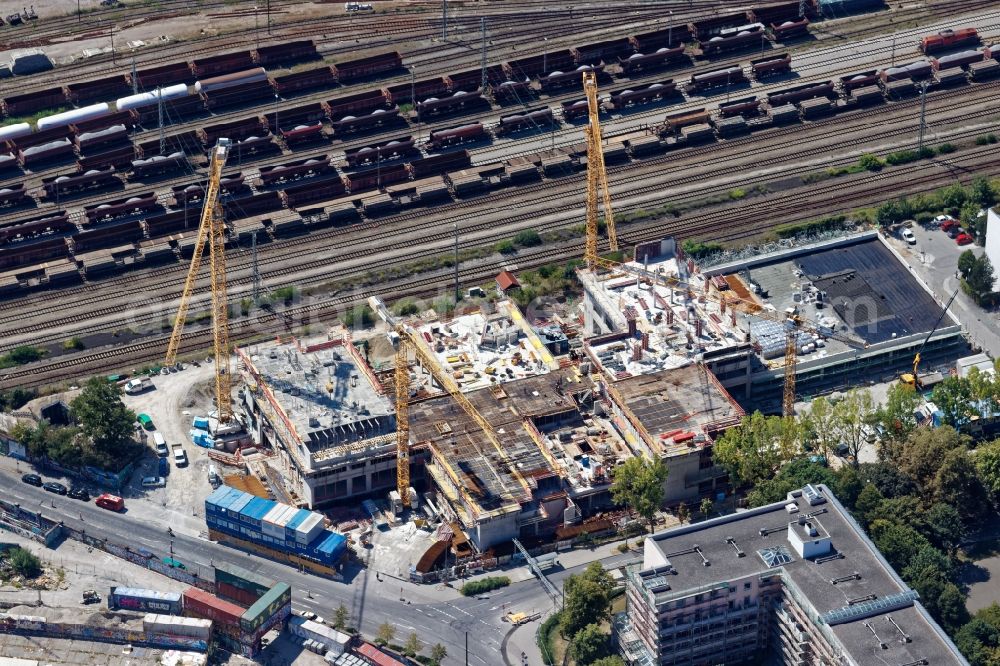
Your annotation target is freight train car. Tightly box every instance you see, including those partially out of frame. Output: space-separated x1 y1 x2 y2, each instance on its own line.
618 47 687 76
539 66 601 93
718 95 761 117
272 67 337 96
191 51 256 78
505 50 575 79
0 211 72 246
426 123 487 149
280 123 325 146
132 62 195 89
751 53 791 79
767 80 834 106
77 146 137 172
42 168 119 198
331 108 400 135
259 157 333 186
496 110 555 135
572 37 632 65
332 51 403 82
415 90 485 119
3 87 65 117
384 77 449 105
84 192 158 224
687 66 746 93
344 137 417 168
131 152 188 179
608 81 675 109
702 23 768 56
630 24 692 51
880 60 932 82
254 40 319 67
65 75 130 104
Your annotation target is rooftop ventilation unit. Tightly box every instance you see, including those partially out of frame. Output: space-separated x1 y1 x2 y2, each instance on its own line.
802 484 825 506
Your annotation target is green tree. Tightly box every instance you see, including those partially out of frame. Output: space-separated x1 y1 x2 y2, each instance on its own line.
874 383 921 458
954 617 998 666
897 426 967 492
70 377 137 464
746 459 837 508
712 411 799 487
876 200 903 226
941 183 970 209
924 503 966 555
333 603 349 629
966 255 996 303
937 583 971 631
831 389 876 467
571 623 609 664
933 447 985 519
868 519 931 572
901 544 952 583
561 563 615 638
971 176 997 207
375 621 395 646
959 249 979 280
802 396 837 461
861 461 917 498
975 438 1000 496
404 632 423 657
430 644 448 665
933 378 977 427
590 658 626 666
610 456 668 537
7 547 41 578
699 497 714 519
495 239 516 255
832 466 864 507
852 484 885 526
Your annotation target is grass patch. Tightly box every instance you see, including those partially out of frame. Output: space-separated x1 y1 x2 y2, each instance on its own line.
62 337 85 351
0 107 70 128
0 346 47 369
774 214 848 239
682 240 723 258
460 576 510 596
538 612 562 666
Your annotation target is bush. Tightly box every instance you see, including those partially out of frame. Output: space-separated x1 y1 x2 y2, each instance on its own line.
0 346 46 369
7 547 42 578
393 298 420 317
495 239 517 255
728 188 746 200
538 612 562 665
513 229 542 247
682 240 723 258
62 337 85 351
343 305 374 329
884 148 934 166
460 576 510 596
937 143 957 154
617 543 630 553
858 153 884 171
774 214 847 239
976 134 998 145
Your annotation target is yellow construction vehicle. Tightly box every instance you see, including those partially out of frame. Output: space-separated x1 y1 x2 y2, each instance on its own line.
900 287 960 390
164 138 234 423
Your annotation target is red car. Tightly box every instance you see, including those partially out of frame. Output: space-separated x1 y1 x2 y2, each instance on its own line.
955 233 974 245
95 493 124 512
940 219 959 232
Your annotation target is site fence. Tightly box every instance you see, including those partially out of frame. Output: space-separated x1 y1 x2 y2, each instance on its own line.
0 500 214 592
0 613 208 652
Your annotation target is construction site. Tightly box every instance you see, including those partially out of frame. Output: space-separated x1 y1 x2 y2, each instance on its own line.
67 49 969 567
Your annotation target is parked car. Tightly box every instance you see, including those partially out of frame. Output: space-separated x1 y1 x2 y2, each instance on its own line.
141 476 166 488
956 233 974 245
137 413 154 430
935 214 957 228
901 228 916 245
42 481 67 495
124 377 154 395
95 493 125 511
68 488 90 501
162 557 186 570
158 457 169 477
21 473 42 487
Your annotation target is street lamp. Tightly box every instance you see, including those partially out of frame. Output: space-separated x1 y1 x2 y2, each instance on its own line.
668 11 674 47
542 37 549 73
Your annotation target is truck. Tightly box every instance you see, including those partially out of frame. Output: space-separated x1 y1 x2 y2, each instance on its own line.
124 377 154 394
503 611 541 625
172 443 188 467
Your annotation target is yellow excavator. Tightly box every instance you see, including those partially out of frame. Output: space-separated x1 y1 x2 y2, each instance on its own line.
900 287 960 390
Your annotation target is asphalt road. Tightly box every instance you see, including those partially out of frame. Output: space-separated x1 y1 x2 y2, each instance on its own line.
2 466 573 665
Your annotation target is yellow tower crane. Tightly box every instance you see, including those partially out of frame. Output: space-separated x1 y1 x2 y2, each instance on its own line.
164 138 234 423
583 70 618 270
368 296 532 509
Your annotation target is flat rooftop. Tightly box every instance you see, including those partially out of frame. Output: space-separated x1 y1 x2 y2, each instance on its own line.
639 484 964 666
414 301 553 393
243 338 395 456
408 369 582 517
613 364 744 453
736 237 949 355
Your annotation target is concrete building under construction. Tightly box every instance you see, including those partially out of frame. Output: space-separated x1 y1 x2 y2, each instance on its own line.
237 335 403 509
580 233 967 412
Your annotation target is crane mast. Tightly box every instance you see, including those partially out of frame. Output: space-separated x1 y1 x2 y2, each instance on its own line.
583 71 618 270
165 138 234 423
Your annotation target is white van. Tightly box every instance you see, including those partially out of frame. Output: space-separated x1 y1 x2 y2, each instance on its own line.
153 432 168 456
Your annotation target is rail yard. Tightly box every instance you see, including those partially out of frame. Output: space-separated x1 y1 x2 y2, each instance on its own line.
2 0 1000 664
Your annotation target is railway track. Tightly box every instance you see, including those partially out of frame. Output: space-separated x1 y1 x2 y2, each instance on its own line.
5 2 1000 236
4 65 998 319
4 80 997 358
5 139 998 390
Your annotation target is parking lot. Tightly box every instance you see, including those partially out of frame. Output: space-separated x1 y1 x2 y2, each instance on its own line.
118 363 223 537
888 218 1000 355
